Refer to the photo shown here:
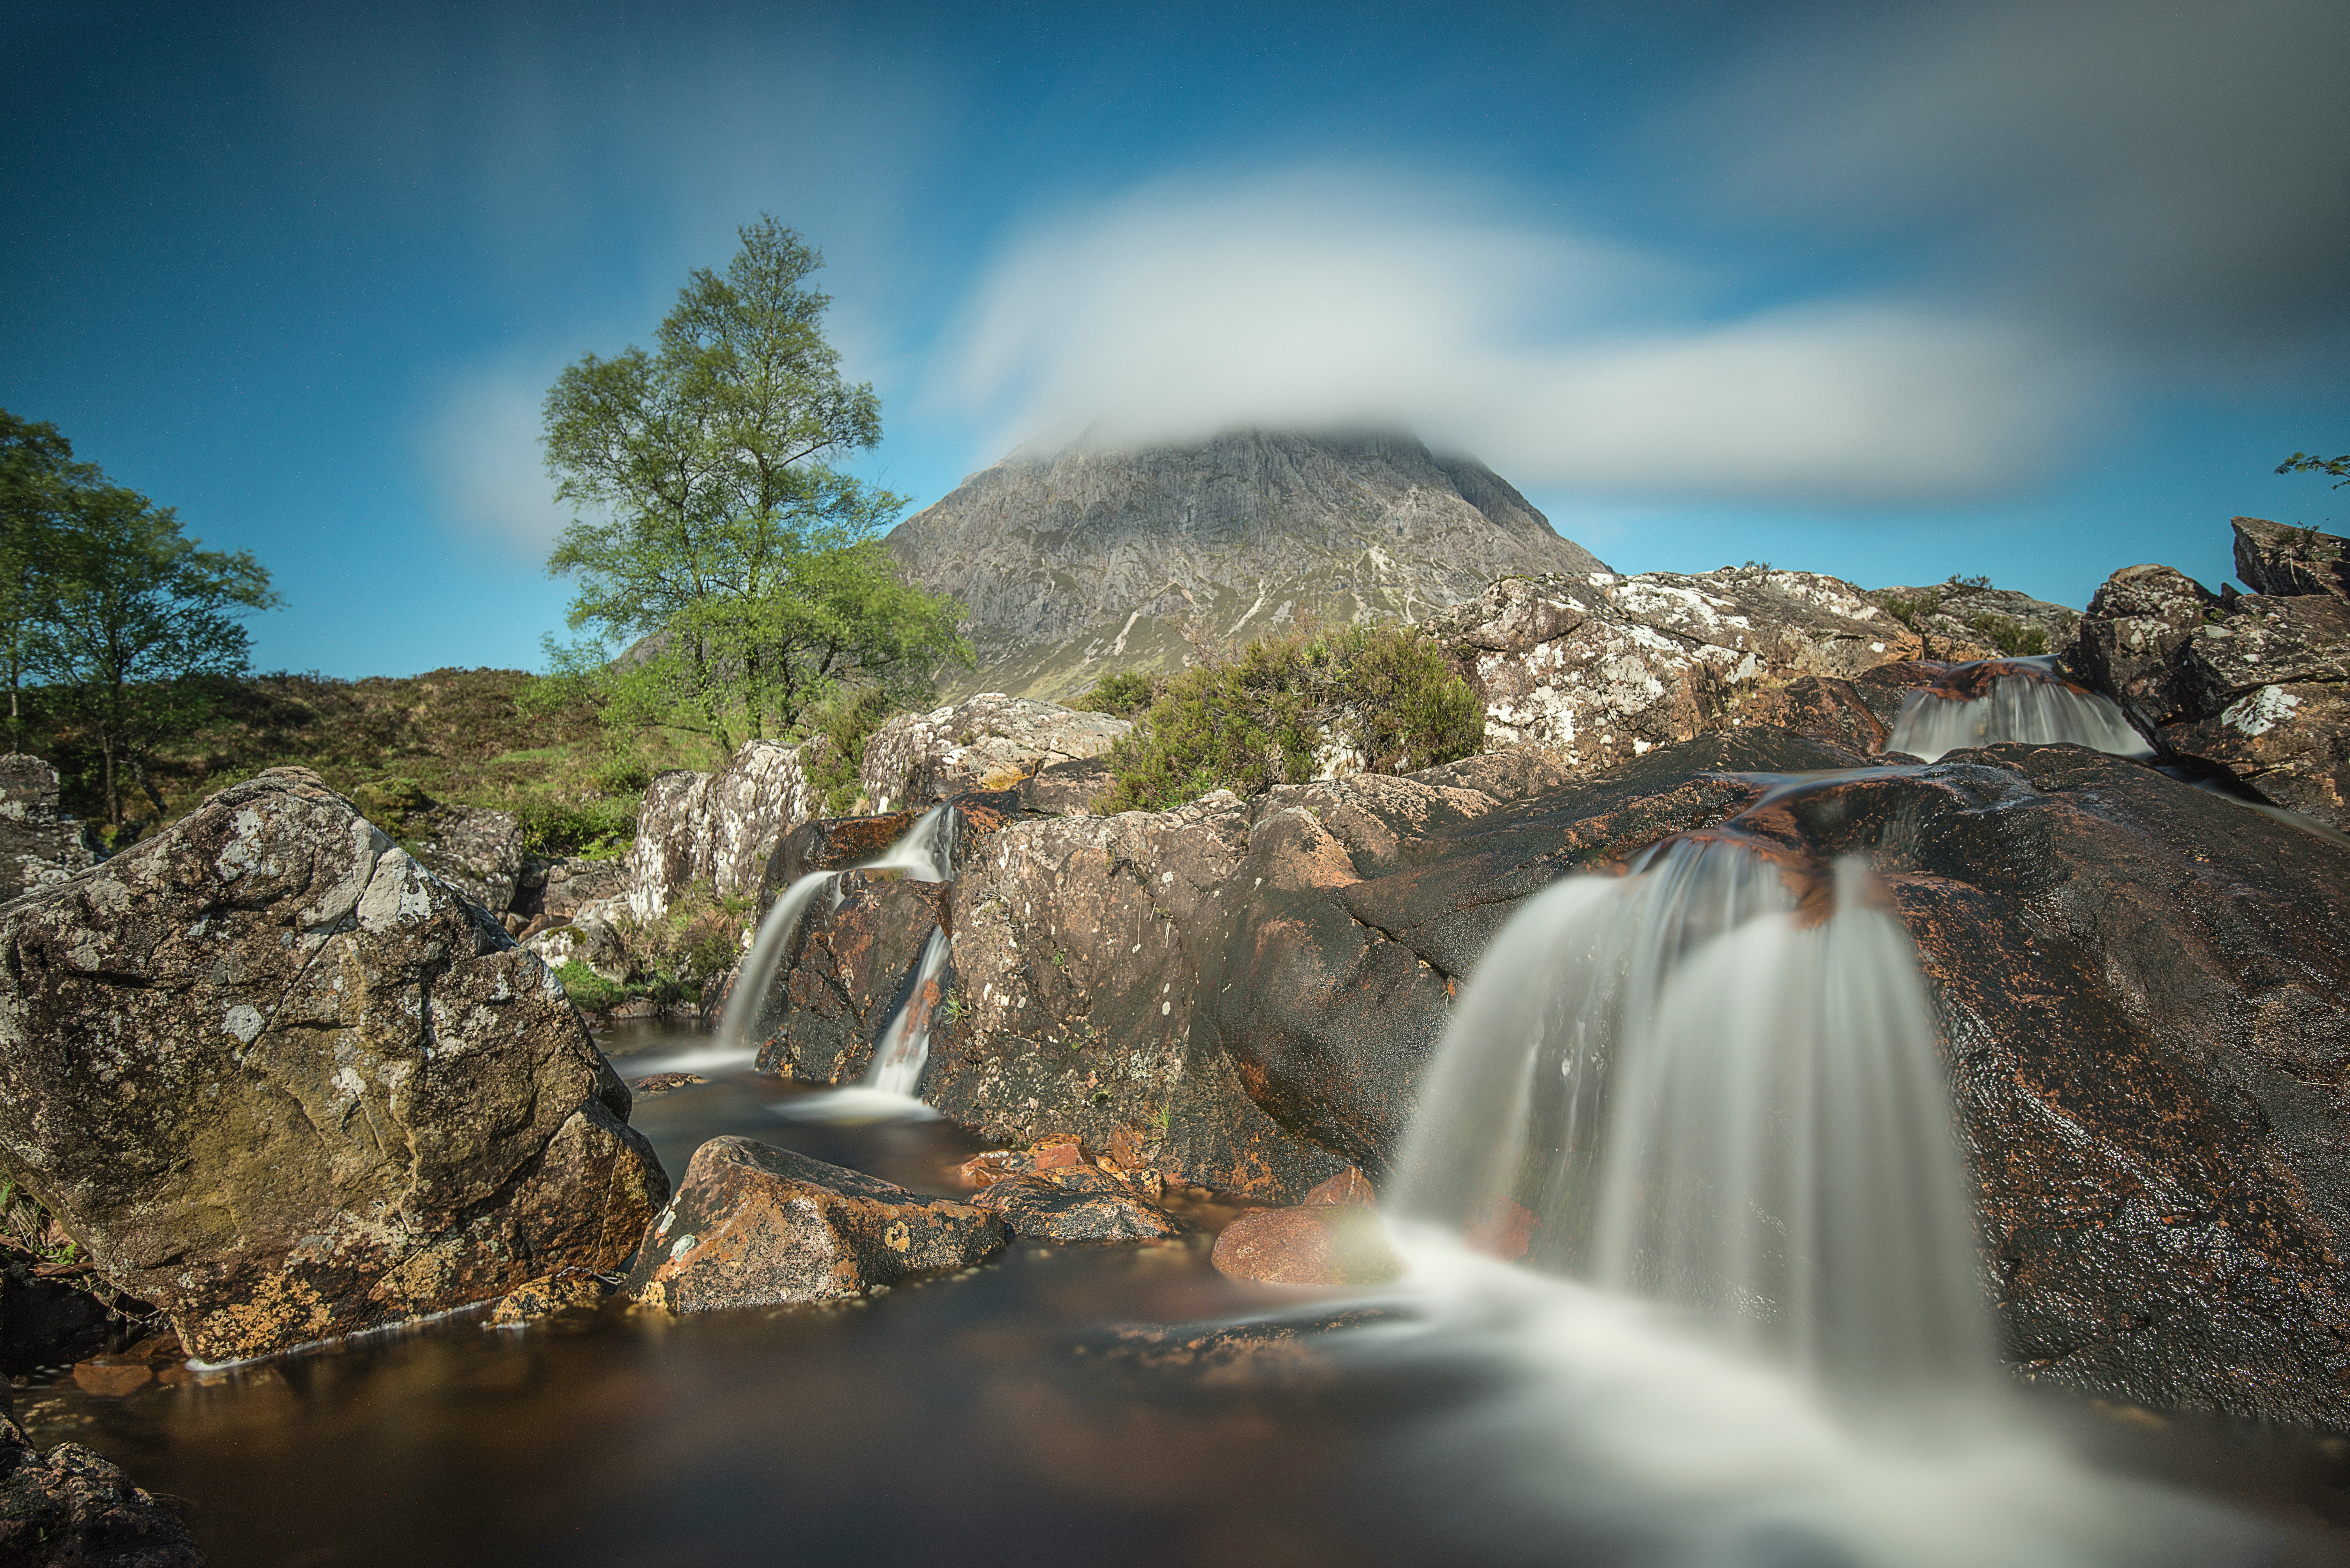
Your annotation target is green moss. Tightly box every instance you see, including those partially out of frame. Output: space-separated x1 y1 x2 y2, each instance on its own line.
552 961 632 1013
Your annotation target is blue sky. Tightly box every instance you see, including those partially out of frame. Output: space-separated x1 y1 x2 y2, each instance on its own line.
5 0 2346 677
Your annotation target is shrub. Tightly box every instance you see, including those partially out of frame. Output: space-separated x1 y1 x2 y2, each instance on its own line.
1078 669 1158 718
1966 613 2050 657
1097 625 1482 813
512 795 637 858
552 960 630 1013
802 685 901 816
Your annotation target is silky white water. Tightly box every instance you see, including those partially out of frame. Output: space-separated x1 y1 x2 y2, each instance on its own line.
1887 657 2153 763
726 803 957 1123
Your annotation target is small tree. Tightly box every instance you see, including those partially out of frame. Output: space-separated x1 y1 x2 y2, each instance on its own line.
0 413 94 745
543 216 967 753
35 484 277 826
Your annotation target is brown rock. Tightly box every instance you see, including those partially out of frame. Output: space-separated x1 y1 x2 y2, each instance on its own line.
857 695 1130 812
489 1269 607 1325
2233 516 2350 600
2070 564 2221 725
70 1356 154 1397
632 1072 708 1097
747 871 949 1084
0 768 668 1365
969 1166 1184 1244
1714 675 1890 755
1210 1205 1403 1287
0 1413 201 1566
2165 684 2350 830
625 1137 1005 1312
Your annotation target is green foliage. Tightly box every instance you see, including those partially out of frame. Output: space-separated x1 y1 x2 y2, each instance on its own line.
1878 591 1938 630
1079 669 1158 717
1098 625 1482 813
542 216 968 754
0 410 279 826
511 796 637 859
803 684 900 816
552 961 631 1014
2277 451 2350 489
1965 614 2049 656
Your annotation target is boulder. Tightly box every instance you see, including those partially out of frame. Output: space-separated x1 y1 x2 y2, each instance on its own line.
968 1165 1184 1243
627 740 820 921
0 755 94 902
0 768 668 1364
412 805 525 916
2233 515 2350 600
0 1413 201 1566
1869 580 2081 660
624 1137 1004 1311
1209 1204 1403 1286
857 695 1129 813
2165 684 2350 829
1427 566 1921 770
512 855 626 923
2066 566 2220 727
747 872 949 1083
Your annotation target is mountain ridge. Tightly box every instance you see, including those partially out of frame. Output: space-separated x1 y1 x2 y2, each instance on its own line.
886 428 1608 704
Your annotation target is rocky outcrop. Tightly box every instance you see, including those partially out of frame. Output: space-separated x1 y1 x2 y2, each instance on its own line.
858 695 1129 813
627 741 819 920
1428 566 1922 770
0 768 668 1365
2235 514 2350 600
0 1413 201 1566
2072 519 2350 828
889 429 1608 704
511 854 625 925
0 755 94 902
1869 579 2081 659
624 1137 1004 1311
413 805 525 916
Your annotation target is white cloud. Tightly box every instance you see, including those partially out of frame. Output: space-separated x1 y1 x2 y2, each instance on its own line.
932 169 2092 503
415 361 570 554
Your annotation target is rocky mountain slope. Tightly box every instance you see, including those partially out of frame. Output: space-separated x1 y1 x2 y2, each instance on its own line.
886 429 1607 704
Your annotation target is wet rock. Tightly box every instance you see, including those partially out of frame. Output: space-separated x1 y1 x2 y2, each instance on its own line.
627 740 820 921
2165 684 2350 829
920 791 1348 1203
412 805 525 916
0 755 94 902
625 1137 1004 1311
1714 674 1891 755
1076 1308 1400 1392
2234 515 2350 600
969 1165 1185 1243
488 1269 607 1325
954 1135 1089 1189
1204 730 1869 1178
2065 566 2221 727
632 1072 708 1098
857 695 1129 813
0 768 668 1365
747 872 949 1084
1209 1204 1403 1287
0 1412 202 1566
1428 566 1920 770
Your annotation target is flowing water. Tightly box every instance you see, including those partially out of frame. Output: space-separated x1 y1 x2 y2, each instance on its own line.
16 784 2350 1564
1887 657 2155 762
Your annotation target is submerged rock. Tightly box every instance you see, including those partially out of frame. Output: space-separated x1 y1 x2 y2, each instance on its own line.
0 1412 201 1566
1210 1204 1403 1287
625 1137 1005 1311
969 1165 1184 1243
0 768 668 1365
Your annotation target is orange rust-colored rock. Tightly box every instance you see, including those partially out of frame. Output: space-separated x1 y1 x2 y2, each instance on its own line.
70 1356 154 1398
625 1137 1005 1312
1210 1205 1403 1287
970 1166 1184 1244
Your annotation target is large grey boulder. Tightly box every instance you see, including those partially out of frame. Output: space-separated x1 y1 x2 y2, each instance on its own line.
888 429 1608 704
413 804 526 916
0 755 94 902
1427 566 1923 770
857 695 1129 813
0 768 668 1365
626 740 818 920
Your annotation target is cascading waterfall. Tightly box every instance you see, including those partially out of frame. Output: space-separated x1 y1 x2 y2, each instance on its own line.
1389 833 1990 1388
1886 656 2154 763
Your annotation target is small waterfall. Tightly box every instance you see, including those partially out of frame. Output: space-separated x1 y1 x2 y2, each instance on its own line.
725 803 958 1123
1887 657 2153 763
1389 834 1991 1388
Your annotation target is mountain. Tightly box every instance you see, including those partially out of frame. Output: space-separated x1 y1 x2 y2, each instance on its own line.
885 428 1609 704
